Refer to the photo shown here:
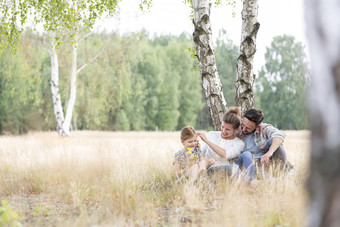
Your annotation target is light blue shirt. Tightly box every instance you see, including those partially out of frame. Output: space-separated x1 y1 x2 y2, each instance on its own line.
243 133 263 159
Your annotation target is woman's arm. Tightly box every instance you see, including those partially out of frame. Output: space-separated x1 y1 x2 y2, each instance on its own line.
197 132 227 159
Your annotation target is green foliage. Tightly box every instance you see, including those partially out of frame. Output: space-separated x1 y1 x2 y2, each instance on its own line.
115 110 130 131
0 30 52 134
139 0 153 11
0 0 151 53
0 28 247 133
262 212 289 227
32 205 50 217
255 35 310 130
215 29 239 107
0 200 22 227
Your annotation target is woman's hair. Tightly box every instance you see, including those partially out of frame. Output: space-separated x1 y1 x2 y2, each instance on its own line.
180 126 196 141
243 108 264 126
222 107 242 129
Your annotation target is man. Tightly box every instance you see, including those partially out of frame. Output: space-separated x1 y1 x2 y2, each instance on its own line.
238 108 288 167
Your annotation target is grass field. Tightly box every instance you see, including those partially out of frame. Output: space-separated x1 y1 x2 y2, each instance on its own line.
0 130 310 226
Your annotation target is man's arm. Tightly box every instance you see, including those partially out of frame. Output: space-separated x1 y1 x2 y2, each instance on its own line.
263 123 285 141
261 137 283 165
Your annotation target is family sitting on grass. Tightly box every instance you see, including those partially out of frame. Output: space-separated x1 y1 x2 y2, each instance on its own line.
173 107 293 185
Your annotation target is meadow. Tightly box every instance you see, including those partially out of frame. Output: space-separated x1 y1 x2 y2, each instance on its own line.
0 130 310 226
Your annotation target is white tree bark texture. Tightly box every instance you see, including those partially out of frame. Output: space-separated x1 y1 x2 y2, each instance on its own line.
192 0 227 130
49 44 66 136
63 42 77 136
235 0 260 114
305 0 340 226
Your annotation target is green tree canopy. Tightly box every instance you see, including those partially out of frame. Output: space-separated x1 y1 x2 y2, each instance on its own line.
255 35 310 130
0 0 153 52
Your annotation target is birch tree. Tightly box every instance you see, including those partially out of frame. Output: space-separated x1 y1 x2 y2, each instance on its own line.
235 0 260 113
42 20 103 136
1 0 153 135
1 0 120 135
62 33 103 136
305 0 340 226
46 33 65 135
189 0 259 128
192 0 227 130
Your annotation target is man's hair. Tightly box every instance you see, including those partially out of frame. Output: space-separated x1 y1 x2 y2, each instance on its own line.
243 108 264 126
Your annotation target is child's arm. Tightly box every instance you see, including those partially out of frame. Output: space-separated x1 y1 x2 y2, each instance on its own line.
173 162 189 178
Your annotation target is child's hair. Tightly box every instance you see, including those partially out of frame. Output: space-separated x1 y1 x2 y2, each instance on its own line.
222 106 242 129
180 126 196 141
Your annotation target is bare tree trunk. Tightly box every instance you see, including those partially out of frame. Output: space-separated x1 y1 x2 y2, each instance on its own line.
46 31 101 136
305 0 340 226
48 40 67 136
192 0 227 130
63 41 77 136
235 0 260 113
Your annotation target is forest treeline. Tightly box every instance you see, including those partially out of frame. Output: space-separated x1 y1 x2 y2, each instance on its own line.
0 30 309 134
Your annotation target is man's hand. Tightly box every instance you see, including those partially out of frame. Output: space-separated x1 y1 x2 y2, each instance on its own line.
261 137 283 165
261 152 273 165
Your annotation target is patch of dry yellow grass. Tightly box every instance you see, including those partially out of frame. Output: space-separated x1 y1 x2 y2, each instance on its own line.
0 130 310 226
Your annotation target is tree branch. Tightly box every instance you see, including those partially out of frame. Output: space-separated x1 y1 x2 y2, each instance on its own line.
76 47 103 75
78 31 93 43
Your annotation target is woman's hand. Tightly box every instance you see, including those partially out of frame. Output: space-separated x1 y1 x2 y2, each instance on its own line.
208 158 215 165
196 132 207 142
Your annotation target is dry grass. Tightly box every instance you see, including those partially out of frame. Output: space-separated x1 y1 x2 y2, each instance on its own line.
0 130 310 226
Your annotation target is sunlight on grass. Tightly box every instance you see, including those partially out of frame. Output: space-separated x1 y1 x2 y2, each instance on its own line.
0 130 310 226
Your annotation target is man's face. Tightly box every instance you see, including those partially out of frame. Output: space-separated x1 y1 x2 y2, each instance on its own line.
241 117 256 134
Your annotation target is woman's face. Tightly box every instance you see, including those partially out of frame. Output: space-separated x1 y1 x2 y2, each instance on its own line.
182 136 199 150
221 122 236 139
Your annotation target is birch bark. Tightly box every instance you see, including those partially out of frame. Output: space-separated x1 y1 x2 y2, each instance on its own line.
192 0 227 130
48 34 66 136
62 41 77 136
305 0 340 226
235 0 259 113
62 33 102 135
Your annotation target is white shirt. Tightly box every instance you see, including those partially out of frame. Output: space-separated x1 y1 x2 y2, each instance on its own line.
202 131 244 166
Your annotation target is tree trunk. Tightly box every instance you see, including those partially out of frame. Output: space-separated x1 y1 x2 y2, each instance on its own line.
63 41 77 136
48 42 67 136
235 0 260 114
305 1 340 227
192 0 227 130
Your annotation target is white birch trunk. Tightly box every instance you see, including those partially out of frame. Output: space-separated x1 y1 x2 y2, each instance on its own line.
235 0 260 113
305 0 340 226
62 42 77 136
48 42 66 136
192 0 227 130
61 32 101 136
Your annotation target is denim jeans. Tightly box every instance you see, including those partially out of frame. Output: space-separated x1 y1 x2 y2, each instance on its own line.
207 151 255 182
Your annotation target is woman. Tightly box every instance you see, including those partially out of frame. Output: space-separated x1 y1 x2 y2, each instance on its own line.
197 107 255 182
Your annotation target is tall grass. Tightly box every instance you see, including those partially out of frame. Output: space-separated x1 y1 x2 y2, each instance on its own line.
0 130 310 226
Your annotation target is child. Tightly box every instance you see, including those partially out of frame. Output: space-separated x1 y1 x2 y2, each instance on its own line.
173 126 215 182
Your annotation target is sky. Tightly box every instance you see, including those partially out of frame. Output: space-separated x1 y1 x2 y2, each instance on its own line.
95 0 307 72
